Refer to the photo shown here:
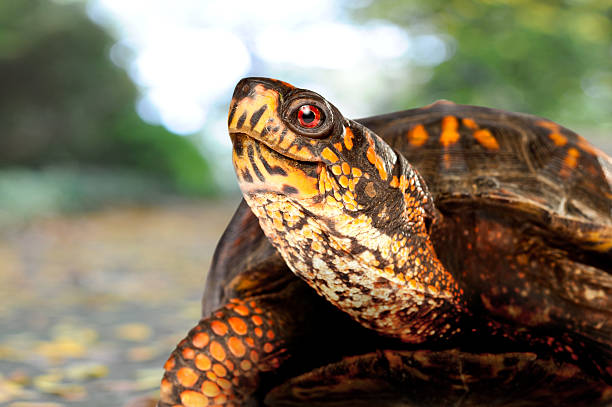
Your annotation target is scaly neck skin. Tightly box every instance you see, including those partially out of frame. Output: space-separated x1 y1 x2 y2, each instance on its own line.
243 147 467 344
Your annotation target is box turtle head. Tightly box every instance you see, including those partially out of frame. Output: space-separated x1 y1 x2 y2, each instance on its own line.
228 77 464 341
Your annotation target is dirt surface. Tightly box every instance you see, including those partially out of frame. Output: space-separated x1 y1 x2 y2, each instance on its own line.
0 199 240 406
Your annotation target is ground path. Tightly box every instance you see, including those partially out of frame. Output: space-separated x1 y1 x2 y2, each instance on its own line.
0 199 239 406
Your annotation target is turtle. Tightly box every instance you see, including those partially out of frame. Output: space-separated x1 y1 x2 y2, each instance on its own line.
157 77 612 407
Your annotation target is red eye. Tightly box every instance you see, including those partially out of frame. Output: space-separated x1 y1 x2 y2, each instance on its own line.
297 105 322 128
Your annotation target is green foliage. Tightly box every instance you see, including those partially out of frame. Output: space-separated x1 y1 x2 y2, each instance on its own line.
0 0 214 196
354 0 612 129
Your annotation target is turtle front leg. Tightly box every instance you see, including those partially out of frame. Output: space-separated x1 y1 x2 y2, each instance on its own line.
158 297 289 406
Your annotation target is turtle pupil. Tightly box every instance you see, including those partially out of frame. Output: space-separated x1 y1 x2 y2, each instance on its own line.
301 107 315 123
297 104 322 129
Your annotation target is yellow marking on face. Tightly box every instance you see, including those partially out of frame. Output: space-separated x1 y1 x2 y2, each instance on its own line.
462 118 478 129
339 175 349 188
365 138 388 181
440 116 460 147
407 124 428 147
334 142 343 152
344 127 354 150
390 176 399 188
473 129 500 150
322 147 339 163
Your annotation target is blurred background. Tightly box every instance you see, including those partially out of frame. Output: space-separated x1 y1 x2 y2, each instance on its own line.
0 0 610 405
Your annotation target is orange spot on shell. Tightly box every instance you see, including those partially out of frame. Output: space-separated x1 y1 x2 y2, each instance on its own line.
536 120 560 131
182 347 195 360
561 147 581 177
344 127 354 150
192 332 210 348
195 354 211 371
234 305 249 316
210 341 226 361
440 116 460 147
177 367 199 387
462 118 478 129
201 380 221 398
211 321 228 336
322 147 339 163
549 132 567 146
227 317 247 335
227 337 246 357
407 124 428 147
473 129 499 150
180 390 208 407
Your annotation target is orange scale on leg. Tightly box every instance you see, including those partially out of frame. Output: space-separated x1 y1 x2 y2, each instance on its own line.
224 359 235 371
192 332 210 349
209 341 227 362
182 347 195 360
177 367 199 388
217 377 232 390
227 317 248 335
254 327 263 337
212 363 227 377
195 354 211 371
164 356 175 371
263 343 274 353
250 350 259 363
160 378 174 403
234 305 249 316
206 371 217 381
240 360 253 371
251 315 263 326
211 320 228 336
245 337 255 347
227 337 246 357
180 390 208 407
266 330 275 340
201 380 221 398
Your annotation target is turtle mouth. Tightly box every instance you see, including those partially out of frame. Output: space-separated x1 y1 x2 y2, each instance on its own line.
230 132 323 174
230 132 323 198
